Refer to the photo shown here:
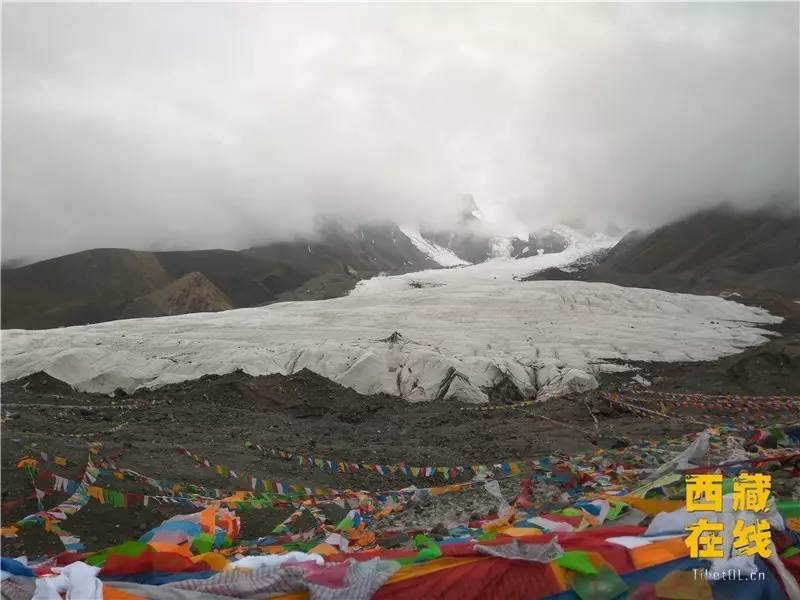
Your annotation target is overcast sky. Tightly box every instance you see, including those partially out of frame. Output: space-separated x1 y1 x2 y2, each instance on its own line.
3 3 798 262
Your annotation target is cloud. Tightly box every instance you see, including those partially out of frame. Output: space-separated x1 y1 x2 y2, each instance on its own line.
3 3 798 261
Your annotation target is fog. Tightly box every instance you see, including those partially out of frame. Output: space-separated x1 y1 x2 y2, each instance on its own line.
3 3 798 262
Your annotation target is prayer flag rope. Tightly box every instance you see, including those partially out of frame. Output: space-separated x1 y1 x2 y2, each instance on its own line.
5 461 278 526
461 399 539 412
35 452 81 468
12 453 100 552
181 441 679 504
613 392 799 412
605 393 716 427
12 420 129 439
25 450 224 500
462 390 799 413
179 446 350 498
247 410 662 481
94 453 236 500
634 390 799 402
249 442 525 480
10 464 207 510
178 446 499 504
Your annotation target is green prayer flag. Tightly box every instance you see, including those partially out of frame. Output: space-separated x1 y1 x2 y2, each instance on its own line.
605 500 627 521
557 551 598 575
777 500 800 518
571 564 628 600
86 541 150 567
192 533 214 554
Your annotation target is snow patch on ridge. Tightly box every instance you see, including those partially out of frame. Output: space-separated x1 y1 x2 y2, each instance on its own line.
399 226 469 267
353 226 618 292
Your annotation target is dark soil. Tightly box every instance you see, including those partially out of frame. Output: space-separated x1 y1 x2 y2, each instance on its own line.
2 366 795 558
2 295 798 558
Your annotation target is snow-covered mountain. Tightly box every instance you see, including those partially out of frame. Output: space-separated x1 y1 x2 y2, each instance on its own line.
0 196 613 328
384 225 620 284
2 198 792 404
403 222 599 267
399 196 585 267
1 228 779 403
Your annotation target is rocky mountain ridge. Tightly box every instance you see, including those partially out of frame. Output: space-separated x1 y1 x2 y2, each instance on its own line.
1 210 574 328
524 198 800 298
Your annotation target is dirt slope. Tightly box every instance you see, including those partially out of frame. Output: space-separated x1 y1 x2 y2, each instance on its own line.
3 335 798 557
118 272 233 319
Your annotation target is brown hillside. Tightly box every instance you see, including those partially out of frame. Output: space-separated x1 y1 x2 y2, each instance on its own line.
1 224 436 329
118 272 233 319
1 249 172 329
524 199 800 297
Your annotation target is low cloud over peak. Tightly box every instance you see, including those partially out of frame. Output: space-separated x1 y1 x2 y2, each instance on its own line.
3 3 798 262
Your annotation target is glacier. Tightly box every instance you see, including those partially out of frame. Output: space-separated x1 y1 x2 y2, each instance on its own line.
0 231 782 402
